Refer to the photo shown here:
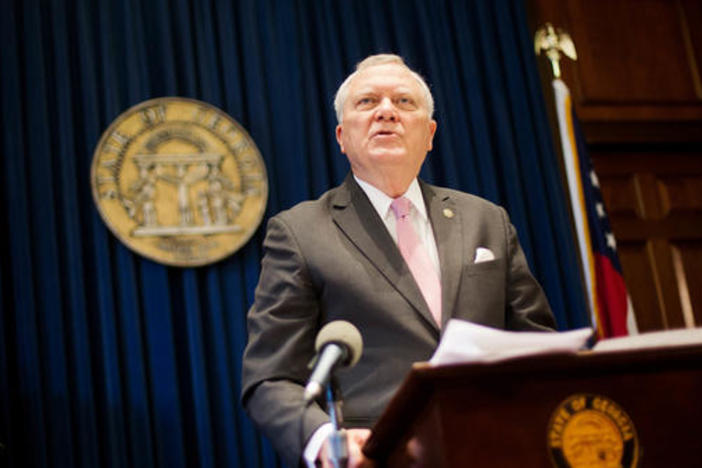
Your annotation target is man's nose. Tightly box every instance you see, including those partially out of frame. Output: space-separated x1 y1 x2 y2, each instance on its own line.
375 98 397 121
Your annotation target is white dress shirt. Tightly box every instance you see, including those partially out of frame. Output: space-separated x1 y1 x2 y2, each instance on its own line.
354 176 440 273
303 176 441 466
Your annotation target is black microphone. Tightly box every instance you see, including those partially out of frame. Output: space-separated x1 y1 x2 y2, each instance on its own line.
303 320 363 404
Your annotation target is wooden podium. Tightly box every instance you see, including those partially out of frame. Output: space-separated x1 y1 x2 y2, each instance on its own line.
363 344 702 467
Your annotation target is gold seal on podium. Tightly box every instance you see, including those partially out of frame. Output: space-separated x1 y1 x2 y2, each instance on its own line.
547 394 639 468
91 97 268 266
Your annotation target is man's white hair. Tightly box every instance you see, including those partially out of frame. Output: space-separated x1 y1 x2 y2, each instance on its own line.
333 54 435 123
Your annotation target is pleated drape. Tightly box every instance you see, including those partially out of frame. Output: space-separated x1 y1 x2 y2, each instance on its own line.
0 1 590 467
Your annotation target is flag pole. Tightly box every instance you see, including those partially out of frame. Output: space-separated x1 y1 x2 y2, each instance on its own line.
534 23 599 331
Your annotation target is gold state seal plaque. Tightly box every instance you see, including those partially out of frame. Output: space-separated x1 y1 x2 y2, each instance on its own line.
91 97 268 266
548 394 639 468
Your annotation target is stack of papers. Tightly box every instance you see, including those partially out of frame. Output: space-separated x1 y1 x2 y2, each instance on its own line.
592 327 702 353
429 319 593 366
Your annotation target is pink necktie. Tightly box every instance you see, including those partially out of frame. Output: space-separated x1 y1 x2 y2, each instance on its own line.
390 197 442 327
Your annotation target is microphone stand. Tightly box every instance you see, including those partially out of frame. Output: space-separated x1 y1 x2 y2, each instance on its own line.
325 379 348 468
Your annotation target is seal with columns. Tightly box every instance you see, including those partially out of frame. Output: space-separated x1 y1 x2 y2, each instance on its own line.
548 394 639 468
91 97 268 266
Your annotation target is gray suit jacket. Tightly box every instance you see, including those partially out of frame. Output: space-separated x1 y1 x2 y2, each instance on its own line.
241 175 555 467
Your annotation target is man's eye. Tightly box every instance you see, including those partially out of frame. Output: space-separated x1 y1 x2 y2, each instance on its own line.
357 97 375 106
397 97 416 107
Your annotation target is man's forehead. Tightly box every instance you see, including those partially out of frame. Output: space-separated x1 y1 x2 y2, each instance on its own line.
348 65 423 94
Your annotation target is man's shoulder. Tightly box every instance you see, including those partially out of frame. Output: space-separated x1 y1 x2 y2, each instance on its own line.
271 184 342 223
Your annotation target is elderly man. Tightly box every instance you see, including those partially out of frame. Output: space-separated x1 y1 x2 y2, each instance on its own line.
242 54 555 468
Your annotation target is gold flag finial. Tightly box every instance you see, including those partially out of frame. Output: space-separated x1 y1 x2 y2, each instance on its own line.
534 23 577 79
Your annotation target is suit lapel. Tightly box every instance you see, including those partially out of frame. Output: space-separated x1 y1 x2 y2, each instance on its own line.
331 175 439 332
421 181 464 328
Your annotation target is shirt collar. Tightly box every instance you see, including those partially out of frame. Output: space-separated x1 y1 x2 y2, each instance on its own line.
353 175 428 221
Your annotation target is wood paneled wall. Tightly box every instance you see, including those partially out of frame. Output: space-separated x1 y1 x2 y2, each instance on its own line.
594 152 702 331
527 0 702 332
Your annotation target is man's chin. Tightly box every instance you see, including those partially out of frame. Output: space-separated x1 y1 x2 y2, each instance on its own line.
367 147 406 161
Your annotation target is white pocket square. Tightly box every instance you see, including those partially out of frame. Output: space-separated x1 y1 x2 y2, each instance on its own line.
474 247 495 263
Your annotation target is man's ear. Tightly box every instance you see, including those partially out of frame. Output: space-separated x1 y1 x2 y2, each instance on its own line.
426 119 437 151
335 124 346 154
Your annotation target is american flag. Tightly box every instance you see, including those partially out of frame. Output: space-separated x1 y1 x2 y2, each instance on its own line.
553 79 637 338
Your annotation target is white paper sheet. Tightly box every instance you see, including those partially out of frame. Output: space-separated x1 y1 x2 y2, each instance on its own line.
429 319 593 366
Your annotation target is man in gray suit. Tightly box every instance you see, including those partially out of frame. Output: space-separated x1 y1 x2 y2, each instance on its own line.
242 54 555 468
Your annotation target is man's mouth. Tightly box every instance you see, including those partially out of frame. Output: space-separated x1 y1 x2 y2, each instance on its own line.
372 130 397 138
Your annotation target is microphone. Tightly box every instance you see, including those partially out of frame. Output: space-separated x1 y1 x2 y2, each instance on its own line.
303 320 363 404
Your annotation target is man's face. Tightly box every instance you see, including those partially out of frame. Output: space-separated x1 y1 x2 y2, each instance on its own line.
335 63 437 194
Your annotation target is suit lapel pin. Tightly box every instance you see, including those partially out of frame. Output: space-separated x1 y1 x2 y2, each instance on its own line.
443 208 454 218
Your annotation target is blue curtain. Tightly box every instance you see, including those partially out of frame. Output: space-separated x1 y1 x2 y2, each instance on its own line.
0 0 590 467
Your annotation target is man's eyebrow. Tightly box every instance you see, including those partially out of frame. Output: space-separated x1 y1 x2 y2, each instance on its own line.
352 88 417 98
